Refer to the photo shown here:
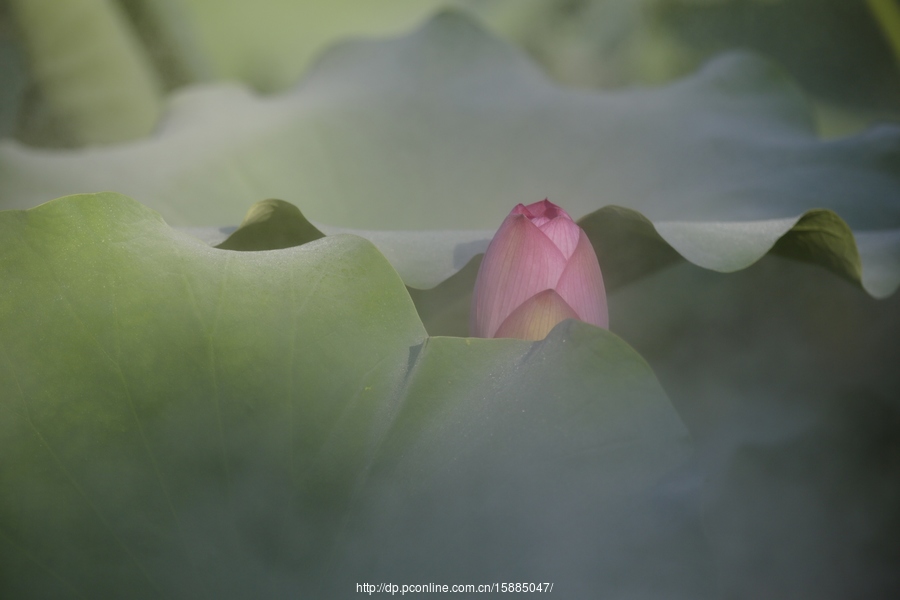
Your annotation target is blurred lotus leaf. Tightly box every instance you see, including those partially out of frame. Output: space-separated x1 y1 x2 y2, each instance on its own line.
2 12 898 298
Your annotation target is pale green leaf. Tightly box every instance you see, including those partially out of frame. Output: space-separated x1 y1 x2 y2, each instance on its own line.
0 193 708 597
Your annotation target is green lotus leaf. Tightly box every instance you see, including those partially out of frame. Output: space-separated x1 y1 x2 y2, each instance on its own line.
580 206 887 296
1 11 897 298
215 198 323 251
0 193 708 597
609 253 900 598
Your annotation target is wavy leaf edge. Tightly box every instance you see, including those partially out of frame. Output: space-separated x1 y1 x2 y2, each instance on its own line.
196 198 898 299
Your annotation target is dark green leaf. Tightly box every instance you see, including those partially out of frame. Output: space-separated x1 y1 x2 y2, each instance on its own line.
215 198 324 251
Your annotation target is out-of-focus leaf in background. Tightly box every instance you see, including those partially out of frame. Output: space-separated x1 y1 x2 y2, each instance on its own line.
1 12 897 298
171 0 452 92
5 0 163 146
660 0 900 111
480 0 900 136
0 2 26 140
5 0 900 147
0 0 461 146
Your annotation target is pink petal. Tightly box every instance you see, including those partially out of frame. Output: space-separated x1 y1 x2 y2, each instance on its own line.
470 213 568 338
554 230 609 329
511 203 533 217
537 216 581 259
516 200 579 257
493 289 580 340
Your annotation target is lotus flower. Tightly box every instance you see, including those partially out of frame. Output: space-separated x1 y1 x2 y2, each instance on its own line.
470 199 608 340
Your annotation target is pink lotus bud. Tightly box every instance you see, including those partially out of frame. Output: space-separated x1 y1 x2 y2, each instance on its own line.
470 199 608 340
